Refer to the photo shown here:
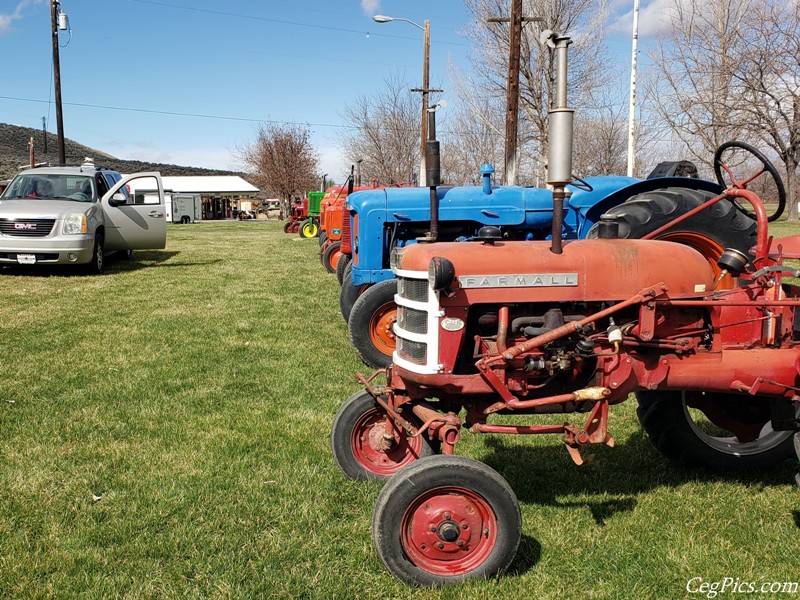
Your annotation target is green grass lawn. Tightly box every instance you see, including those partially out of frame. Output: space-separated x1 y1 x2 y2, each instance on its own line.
1 221 798 598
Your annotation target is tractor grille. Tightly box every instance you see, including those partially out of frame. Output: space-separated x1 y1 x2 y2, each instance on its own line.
398 277 428 303
397 306 427 334
340 210 351 254
397 338 427 364
0 218 56 238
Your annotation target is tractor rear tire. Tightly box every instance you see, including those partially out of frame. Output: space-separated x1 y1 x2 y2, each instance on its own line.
331 389 435 481
336 253 351 286
322 241 342 274
373 455 522 586
349 279 397 369
340 262 368 321
587 188 757 274
636 391 796 471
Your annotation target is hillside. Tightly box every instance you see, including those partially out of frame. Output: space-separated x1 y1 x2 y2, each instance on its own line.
0 123 247 181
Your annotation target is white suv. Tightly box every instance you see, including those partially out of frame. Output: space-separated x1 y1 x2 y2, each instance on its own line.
0 159 166 273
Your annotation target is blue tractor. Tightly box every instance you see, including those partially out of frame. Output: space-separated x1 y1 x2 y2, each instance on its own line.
339 162 756 369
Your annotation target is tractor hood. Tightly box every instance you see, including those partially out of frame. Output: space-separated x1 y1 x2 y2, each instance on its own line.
347 175 639 234
394 238 716 302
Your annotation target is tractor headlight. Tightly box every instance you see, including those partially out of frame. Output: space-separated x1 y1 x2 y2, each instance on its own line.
390 246 403 270
428 256 456 291
63 213 87 234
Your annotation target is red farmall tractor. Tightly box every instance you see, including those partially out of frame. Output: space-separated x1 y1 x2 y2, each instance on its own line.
330 32 799 586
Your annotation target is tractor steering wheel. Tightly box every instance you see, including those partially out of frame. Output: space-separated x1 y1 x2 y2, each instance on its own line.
713 140 786 222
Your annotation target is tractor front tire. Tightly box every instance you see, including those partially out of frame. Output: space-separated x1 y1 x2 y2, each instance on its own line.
636 391 796 471
322 241 342 274
339 262 368 321
319 230 328 247
299 219 318 238
349 279 397 369
587 188 757 276
336 252 351 286
330 389 435 481
283 221 293 234
373 455 522 586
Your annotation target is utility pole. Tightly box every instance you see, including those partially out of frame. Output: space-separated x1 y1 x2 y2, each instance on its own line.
50 0 66 165
626 0 641 177
409 20 443 186
489 3 541 185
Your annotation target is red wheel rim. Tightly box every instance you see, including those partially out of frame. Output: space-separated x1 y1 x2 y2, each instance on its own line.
328 247 341 270
368 302 397 356
351 407 425 476
401 486 498 576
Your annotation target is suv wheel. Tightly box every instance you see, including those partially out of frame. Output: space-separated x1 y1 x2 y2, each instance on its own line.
87 235 105 274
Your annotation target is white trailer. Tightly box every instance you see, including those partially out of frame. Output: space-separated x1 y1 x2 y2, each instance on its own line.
165 193 202 224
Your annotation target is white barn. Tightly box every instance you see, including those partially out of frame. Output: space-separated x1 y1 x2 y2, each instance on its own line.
127 175 259 220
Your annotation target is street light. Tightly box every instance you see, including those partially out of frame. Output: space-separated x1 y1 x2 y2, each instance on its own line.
373 14 431 186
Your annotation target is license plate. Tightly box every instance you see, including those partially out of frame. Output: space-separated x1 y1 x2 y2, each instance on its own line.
16 254 36 265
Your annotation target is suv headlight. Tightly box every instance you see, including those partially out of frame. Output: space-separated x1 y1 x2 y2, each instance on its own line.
63 213 87 234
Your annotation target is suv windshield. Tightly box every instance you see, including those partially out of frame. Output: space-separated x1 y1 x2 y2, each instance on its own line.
1 174 95 202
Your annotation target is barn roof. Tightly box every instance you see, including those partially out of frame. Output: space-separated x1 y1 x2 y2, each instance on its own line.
127 175 259 195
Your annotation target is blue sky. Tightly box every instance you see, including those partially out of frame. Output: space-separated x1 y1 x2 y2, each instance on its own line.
1 0 649 182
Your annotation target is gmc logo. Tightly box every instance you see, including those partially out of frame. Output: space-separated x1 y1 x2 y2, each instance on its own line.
14 223 36 230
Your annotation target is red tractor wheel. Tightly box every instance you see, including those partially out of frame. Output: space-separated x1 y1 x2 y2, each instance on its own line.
348 279 397 369
283 221 293 234
330 390 435 481
291 221 301 234
372 455 521 586
322 241 342 274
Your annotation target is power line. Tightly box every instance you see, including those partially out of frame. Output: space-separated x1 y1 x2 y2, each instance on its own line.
131 0 471 47
0 95 346 128
0 94 513 139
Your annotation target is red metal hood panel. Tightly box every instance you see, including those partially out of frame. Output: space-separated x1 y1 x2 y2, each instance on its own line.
398 239 716 301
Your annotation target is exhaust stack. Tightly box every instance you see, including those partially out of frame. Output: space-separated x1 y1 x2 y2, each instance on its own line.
542 31 574 255
419 101 444 242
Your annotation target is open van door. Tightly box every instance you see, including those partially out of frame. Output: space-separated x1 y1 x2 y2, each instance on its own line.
101 172 167 250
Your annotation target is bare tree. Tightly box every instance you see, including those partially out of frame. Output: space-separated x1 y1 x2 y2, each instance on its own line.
340 75 423 185
440 95 504 185
732 2 800 219
645 0 753 170
237 122 320 218
460 0 611 185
